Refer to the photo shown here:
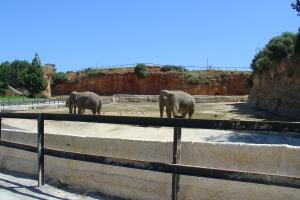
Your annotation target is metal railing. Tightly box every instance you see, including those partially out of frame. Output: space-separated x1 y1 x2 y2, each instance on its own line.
0 99 66 108
71 63 251 73
0 113 299 200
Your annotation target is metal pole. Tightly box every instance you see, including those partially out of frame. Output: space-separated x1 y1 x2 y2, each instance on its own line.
172 125 182 200
0 117 2 140
37 113 45 186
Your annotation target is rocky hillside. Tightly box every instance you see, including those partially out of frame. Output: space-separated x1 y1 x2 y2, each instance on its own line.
248 55 300 120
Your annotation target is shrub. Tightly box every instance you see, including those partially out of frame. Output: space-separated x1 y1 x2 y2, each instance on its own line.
295 27 300 54
184 74 200 85
251 32 296 74
161 65 188 72
86 69 107 77
52 72 67 86
134 63 147 78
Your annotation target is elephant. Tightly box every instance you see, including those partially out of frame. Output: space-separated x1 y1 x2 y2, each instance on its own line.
67 91 82 114
76 92 102 115
159 90 196 119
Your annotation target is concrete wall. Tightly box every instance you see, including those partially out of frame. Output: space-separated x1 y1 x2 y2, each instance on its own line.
0 130 299 200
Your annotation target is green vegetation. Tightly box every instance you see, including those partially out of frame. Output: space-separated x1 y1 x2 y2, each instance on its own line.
52 72 67 85
0 53 47 97
182 70 250 85
251 32 297 73
292 0 300 15
85 68 108 77
295 28 300 54
0 95 28 101
134 63 148 78
160 65 187 72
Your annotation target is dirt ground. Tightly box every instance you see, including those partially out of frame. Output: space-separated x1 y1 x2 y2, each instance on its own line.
2 102 299 146
18 101 294 122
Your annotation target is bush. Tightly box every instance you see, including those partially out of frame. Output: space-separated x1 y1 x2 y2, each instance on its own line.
161 65 188 72
251 32 296 73
134 63 147 78
184 74 200 85
86 69 107 77
52 72 67 85
295 27 300 54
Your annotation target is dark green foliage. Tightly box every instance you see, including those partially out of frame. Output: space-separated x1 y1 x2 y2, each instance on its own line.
52 72 67 85
295 28 300 54
74 77 81 83
24 54 47 97
0 53 47 97
184 74 200 85
265 32 296 61
291 0 300 15
9 60 31 87
161 65 188 72
86 69 107 77
134 63 148 78
251 32 296 73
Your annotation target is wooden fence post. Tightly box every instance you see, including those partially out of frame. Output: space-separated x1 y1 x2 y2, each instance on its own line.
172 123 182 200
37 113 45 186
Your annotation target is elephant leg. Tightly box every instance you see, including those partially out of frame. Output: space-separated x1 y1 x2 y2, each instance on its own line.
69 105 72 114
97 103 102 115
78 107 82 115
182 112 187 118
188 107 194 119
172 102 179 117
159 103 163 118
166 107 172 118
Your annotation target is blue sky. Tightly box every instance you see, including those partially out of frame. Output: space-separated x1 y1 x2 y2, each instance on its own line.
0 1 299 72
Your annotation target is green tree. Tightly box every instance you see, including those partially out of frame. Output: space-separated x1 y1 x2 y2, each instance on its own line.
291 0 300 15
251 32 296 73
10 60 31 87
23 54 47 97
52 72 67 85
134 63 148 78
0 62 10 95
295 28 300 54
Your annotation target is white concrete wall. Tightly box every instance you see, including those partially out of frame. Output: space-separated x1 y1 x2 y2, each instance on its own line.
0 130 299 200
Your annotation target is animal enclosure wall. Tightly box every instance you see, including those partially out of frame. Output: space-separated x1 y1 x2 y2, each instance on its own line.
52 72 250 96
0 129 299 200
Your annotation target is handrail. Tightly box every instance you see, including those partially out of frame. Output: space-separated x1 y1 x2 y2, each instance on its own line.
0 112 299 200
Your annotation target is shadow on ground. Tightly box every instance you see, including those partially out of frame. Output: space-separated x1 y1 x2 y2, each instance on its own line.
0 169 122 200
229 103 298 122
203 130 300 146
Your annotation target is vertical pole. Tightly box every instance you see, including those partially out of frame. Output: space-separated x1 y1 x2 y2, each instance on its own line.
0 117 2 140
37 113 45 186
172 125 181 200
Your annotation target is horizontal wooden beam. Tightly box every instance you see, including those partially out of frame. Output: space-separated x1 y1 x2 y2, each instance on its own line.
0 140 37 152
44 114 300 133
0 139 298 188
0 112 299 133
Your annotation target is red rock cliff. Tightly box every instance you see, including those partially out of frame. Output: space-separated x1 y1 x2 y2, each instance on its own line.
52 71 250 96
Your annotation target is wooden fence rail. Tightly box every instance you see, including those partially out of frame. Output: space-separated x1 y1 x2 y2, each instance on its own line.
0 112 299 200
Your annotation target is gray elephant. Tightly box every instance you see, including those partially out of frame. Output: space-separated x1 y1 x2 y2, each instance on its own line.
159 90 196 119
67 91 82 114
76 92 102 115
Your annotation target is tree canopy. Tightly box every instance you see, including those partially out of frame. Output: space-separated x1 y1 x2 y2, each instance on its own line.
0 53 47 96
251 32 297 73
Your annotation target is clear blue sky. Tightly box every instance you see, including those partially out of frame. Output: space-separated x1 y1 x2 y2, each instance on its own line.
0 1 299 72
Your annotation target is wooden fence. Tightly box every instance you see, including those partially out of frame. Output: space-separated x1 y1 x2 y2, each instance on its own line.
0 113 299 200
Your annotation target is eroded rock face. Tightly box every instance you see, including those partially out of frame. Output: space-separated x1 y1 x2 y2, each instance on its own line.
42 64 55 97
248 55 300 120
52 72 250 96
